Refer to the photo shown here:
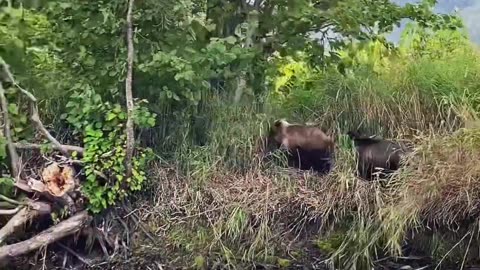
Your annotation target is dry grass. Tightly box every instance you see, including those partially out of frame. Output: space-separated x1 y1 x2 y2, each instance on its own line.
387 127 480 227
120 125 480 269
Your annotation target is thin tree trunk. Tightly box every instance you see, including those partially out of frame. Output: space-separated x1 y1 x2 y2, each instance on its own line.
234 4 259 104
125 0 135 179
0 83 20 178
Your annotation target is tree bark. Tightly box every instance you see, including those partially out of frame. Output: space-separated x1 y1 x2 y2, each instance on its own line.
0 211 90 261
125 0 135 179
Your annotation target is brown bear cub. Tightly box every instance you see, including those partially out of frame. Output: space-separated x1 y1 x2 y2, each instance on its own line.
266 119 335 174
347 130 411 180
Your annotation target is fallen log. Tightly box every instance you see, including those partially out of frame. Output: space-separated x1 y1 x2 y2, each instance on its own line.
0 200 52 245
13 176 79 214
0 211 91 261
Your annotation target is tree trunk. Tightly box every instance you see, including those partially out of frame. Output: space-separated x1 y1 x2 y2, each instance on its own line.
233 9 258 104
0 83 20 178
125 0 135 179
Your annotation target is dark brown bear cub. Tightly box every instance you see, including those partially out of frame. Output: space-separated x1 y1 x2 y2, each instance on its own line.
347 130 411 180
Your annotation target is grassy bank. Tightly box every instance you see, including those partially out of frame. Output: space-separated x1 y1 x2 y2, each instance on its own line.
108 28 480 269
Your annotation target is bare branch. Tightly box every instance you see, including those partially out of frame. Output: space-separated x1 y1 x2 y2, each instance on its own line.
0 83 20 178
0 201 52 245
125 0 136 179
14 142 84 155
31 105 70 156
0 207 21 215
0 211 91 261
0 61 37 102
14 177 76 214
0 202 17 209
0 194 24 205
28 178 46 193
57 242 92 266
0 60 71 157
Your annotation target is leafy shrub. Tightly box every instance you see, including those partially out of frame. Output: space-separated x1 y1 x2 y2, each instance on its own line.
64 87 155 213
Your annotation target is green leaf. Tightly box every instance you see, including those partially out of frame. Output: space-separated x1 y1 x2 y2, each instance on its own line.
8 104 19 115
113 105 122 113
147 117 156 127
106 112 117 121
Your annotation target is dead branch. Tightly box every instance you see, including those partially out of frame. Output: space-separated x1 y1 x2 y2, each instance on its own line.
0 202 17 209
0 83 20 178
0 211 91 261
1 60 73 157
0 200 52 245
14 142 84 155
0 194 24 205
125 0 135 179
0 206 21 215
57 242 92 266
27 177 46 193
0 61 37 102
31 105 70 156
14 177 77 214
